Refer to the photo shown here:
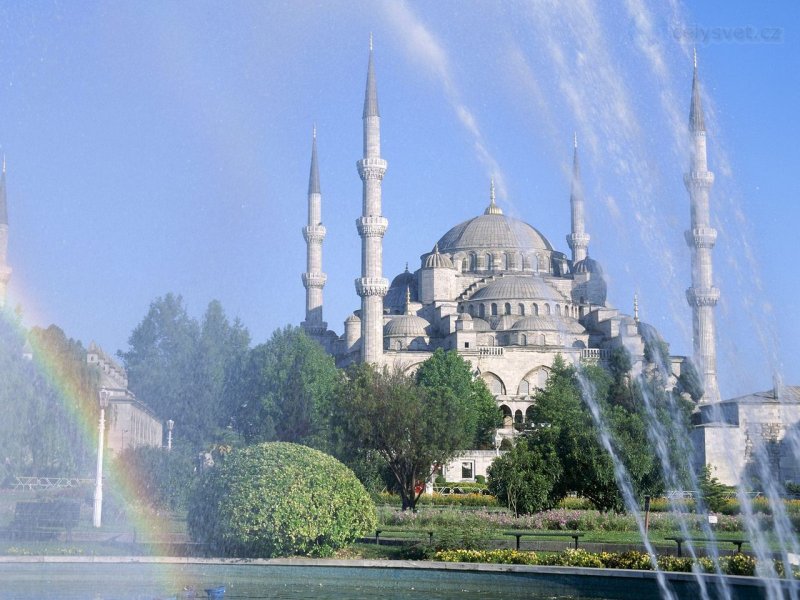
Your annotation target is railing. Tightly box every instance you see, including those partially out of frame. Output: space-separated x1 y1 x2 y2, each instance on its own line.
479 347 504 356
12 477 95 490
580 348 610 361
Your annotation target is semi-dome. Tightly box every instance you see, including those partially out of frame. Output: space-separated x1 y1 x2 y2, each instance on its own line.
436 213 553 254
384 314 431 337
573 256 604 275
470 276 565 302
471 317 491 331
511 315 585 334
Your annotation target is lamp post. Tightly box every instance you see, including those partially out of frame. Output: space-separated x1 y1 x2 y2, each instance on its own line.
93 388 110 528
167 419 174 451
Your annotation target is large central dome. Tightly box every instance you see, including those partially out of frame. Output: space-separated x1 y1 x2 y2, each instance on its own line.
436 210 553 254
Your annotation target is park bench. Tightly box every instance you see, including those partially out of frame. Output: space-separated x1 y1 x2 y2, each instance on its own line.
503 531 584 550
664 536 747 557
10 500 81 541
374 528 435 546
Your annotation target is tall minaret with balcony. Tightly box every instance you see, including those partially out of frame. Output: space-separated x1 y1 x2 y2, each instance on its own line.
0 157 11 309
684 51 720 404
567 133 590 264
355 37 389 364
301 126 328 337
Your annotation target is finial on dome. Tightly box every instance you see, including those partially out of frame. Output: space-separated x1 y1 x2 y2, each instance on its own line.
484 178 503 215
404 262 409 273
573 131 578 149
405 285 411 314
634 293 640 323
312 123 316 140
433 242 440 254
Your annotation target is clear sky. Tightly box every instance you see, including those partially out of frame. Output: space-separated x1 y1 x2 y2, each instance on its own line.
0 1 797 397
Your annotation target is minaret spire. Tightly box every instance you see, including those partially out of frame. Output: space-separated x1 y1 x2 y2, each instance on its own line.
634 293 640 324
684 51 720 403
484 178 503 215
0 156 11 309
567 134 590 264
355 38 389 364
301 126 328 337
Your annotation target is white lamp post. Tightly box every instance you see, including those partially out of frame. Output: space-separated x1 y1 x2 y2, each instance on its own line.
167 419 174 451
93 388 110 528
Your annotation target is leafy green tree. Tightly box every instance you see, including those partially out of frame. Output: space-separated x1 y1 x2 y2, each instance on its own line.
487 436 562 515
415 349 502 449
188 442 376 557
233 326 338 448
332 362 480 511
121 294 249 448
698 465 729 513
116 446 195 510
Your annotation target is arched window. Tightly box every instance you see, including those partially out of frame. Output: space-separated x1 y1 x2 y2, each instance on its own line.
506 252 514 270
462 258 469 272
504 303 511 315
514 410 523 424
532 303 539 316
491 303 498 316
525 406 535 422
519 379 530 395
482 372 506 395
485 253 493 271
501 405 513 428
538 334 546 345
470 253 477 270
544 303 551 315
520 334 527 346
555 304 561 316
518 303 525 316
468 304 475 316
479 304 486 318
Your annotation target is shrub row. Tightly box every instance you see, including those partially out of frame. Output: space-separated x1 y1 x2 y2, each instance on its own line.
435 548 798 578
376 492 498 508
558 496 800 516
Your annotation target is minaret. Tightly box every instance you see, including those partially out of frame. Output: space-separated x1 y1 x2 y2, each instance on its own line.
355 36 389 364
301 126 327 336
684 51 720 404
567 133 590 264
0 156 11 309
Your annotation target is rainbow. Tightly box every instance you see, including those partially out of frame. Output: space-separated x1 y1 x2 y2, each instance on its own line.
1 305 190 595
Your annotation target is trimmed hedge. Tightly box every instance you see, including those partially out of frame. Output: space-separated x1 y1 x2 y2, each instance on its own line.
188 442 376 557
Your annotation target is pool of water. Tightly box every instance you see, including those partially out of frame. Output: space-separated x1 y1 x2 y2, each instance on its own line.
0 561 776 599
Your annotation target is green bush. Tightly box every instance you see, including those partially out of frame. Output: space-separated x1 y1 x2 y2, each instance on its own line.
475 475 486 485
434 522 492 551
116 446 195 510
188 442 376 557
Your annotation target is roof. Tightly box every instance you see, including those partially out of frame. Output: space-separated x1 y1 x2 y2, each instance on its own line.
423 244 454 269
384 314 430 337
436 213 553 254
470 275 565 302
573 256 604 275
511 315 585 334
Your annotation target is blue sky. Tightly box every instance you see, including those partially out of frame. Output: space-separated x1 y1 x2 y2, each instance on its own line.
0 1 797 397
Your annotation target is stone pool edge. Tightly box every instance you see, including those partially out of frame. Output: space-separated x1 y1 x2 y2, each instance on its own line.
0 555 776 589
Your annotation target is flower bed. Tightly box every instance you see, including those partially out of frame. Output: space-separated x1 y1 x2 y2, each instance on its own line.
435 548 797 578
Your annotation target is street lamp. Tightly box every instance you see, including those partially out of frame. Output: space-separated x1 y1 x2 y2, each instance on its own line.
93 388 110 528
167 419 174 451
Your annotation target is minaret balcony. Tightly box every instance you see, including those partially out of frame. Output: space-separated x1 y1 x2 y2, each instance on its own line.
302 224 327 243
683 170 715 189
357 158 388 180
356 215 388 238
684 227 717 248
686 287 720 307
567 232 590 249
355 277 389 297
302 272 327 288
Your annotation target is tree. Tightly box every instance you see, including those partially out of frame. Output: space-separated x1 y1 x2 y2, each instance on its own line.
232 326 338 449
414 349 501 449
188 442 376 557
332 362 479 510
120 294 250 448
487 436 562 515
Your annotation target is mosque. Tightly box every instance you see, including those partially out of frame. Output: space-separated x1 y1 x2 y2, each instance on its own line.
298 45 800 485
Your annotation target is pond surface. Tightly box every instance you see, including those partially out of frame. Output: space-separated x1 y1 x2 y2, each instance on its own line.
0 562 772 599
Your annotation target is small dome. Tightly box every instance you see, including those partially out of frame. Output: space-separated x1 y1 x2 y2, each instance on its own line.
471 276 565 302
573 257 604 275
490 314 517 331
385 268 418 311
423 243 454 269
345 313 360 323
436 214 553 254
511 315 585 334
384 314 431 337
457 312 473 321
